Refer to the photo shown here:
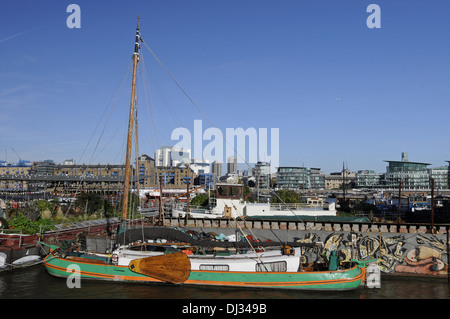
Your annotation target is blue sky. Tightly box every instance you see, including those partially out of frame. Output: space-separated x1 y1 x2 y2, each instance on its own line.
1 0 449 174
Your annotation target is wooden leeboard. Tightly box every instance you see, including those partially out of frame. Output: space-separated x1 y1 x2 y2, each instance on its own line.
128 252 191 284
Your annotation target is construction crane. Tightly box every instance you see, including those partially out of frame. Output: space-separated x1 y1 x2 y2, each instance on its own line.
11 148 22 161
10 148 30 166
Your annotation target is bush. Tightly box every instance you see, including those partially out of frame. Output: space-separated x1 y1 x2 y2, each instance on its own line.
271 190 301 203
8 212 55 234
75 193 102 215
191 194 209 207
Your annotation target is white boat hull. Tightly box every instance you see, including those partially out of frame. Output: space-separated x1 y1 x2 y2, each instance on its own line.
172 201 336 219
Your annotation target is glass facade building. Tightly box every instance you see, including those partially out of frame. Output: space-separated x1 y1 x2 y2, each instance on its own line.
384 160 431 190
254 161 270 189
276 167 308 190
356 170 382 189
429 166 448 190
276 167 324 190
309 168 325 189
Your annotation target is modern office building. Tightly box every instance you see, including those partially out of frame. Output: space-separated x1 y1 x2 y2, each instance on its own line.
356 170 382 189
309 167 325 189
254 161 270 189
155 146 172 167
154 146 191 167
189 159 210 175
32 160 56 175
211 161 222 181
447 161 450 189
428 166 448 190
383 153 431 190
276 167 309 190
227 156 237 175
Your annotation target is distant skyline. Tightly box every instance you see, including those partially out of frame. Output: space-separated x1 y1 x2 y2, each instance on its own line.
1 1 449 174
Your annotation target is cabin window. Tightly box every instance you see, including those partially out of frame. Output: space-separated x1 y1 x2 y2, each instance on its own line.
199 264 229 271
255 261 287 272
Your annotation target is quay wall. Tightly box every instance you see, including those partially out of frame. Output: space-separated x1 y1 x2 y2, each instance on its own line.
163 217 450 279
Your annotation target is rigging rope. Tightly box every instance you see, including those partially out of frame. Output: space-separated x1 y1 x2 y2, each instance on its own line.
140 34 310 229
79 61 133 165
138 46 207 164
141 40 247 162
63 61 133 220
138 53 159 155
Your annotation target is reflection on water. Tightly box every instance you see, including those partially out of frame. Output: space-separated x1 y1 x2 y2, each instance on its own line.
1 265 449 299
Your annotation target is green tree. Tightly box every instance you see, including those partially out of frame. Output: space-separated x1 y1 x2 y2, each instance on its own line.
75 192 103 215
243 185 255 203
117 192 140 219
21 201 41 222
36 199 51 213
191 193 209 206
101 198 114 217
271 189 301 203
353 201 379 215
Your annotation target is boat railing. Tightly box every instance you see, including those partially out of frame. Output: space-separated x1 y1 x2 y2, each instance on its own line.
0 228 23 235
0 230 41 247
269 203 327 211
172 203 207 212
45 217 120 234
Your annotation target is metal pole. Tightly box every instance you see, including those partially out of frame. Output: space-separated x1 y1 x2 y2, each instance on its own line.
431 178 435 233
185 179 190 225
398 181 402 225
159 175 163 225
447 229 449 284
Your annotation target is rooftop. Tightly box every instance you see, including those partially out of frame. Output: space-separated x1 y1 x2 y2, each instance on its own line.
384 160 431 165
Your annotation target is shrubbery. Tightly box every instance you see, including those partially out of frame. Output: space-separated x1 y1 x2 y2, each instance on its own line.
7 212 55 234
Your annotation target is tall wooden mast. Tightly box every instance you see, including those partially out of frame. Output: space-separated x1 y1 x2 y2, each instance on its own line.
122 17 140 220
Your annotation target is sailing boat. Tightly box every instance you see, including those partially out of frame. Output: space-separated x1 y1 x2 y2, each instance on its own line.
41 19 378 291
43 225 375 290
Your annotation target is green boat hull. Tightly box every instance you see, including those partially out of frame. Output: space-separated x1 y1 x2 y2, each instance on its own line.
44 252 366 291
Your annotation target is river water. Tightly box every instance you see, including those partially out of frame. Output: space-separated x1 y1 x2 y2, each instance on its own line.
1 263 449 300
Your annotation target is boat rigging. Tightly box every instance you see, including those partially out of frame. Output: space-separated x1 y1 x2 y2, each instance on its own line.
40 18 380 291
